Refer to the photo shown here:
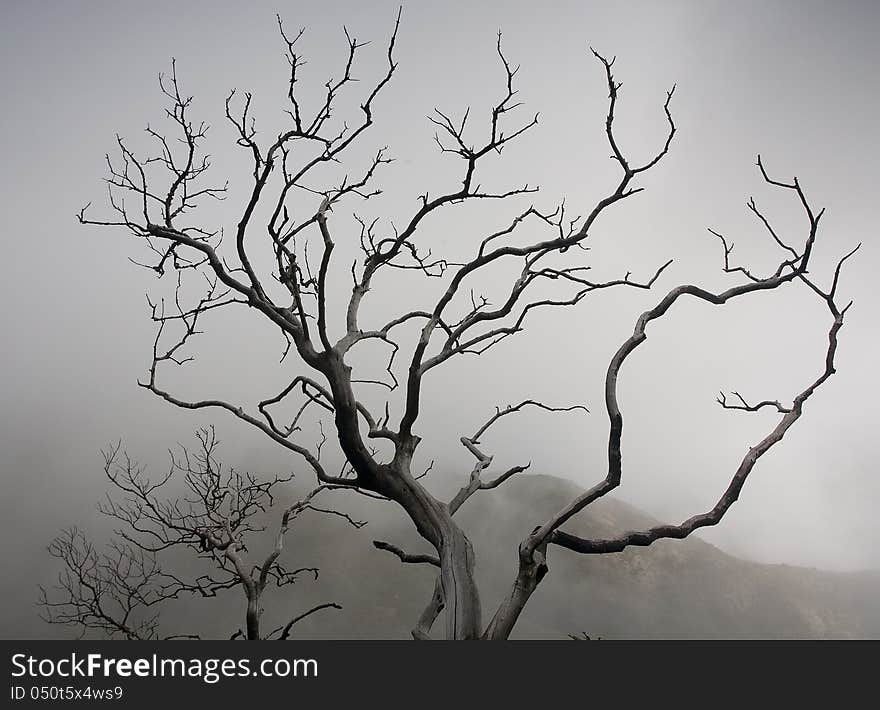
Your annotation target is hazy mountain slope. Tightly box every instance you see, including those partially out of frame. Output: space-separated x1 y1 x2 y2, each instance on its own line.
272 473 880 639
29 473 876 640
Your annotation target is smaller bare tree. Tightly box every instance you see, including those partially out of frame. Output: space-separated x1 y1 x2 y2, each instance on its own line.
39 428 363 640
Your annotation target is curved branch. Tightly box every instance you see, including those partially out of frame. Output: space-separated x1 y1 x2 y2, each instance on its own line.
275 603 343 641
372 540 440 567
398 51 676 440
553 296 849 554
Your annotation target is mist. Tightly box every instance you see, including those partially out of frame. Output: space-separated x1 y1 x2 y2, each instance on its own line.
2 0 878 639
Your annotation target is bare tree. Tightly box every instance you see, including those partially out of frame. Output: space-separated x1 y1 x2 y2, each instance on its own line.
75 11 858 639
40 428 362 640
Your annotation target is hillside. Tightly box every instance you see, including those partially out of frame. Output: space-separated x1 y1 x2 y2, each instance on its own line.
28 473 877 640
253 474 880 639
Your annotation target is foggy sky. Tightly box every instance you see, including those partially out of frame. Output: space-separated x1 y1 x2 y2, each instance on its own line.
2 0 879 638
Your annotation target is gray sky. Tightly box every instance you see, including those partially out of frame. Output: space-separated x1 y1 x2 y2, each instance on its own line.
2 0 879 637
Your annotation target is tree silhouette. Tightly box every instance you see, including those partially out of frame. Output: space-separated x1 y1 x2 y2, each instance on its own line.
40 428 361 639
72 10 857 639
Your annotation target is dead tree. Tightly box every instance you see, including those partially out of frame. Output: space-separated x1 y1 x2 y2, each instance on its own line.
40 428 362 640
77 11 858 639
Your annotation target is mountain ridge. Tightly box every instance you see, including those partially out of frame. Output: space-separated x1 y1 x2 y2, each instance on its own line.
253 472 880 639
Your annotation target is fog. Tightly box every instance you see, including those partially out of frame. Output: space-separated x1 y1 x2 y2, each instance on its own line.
1 0 878 638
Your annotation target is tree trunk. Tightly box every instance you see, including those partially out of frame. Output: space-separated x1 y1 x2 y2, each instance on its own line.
436 516 482 639
323 352 484 639
379 459 483 639
483 539 548 640
246 596 261 640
